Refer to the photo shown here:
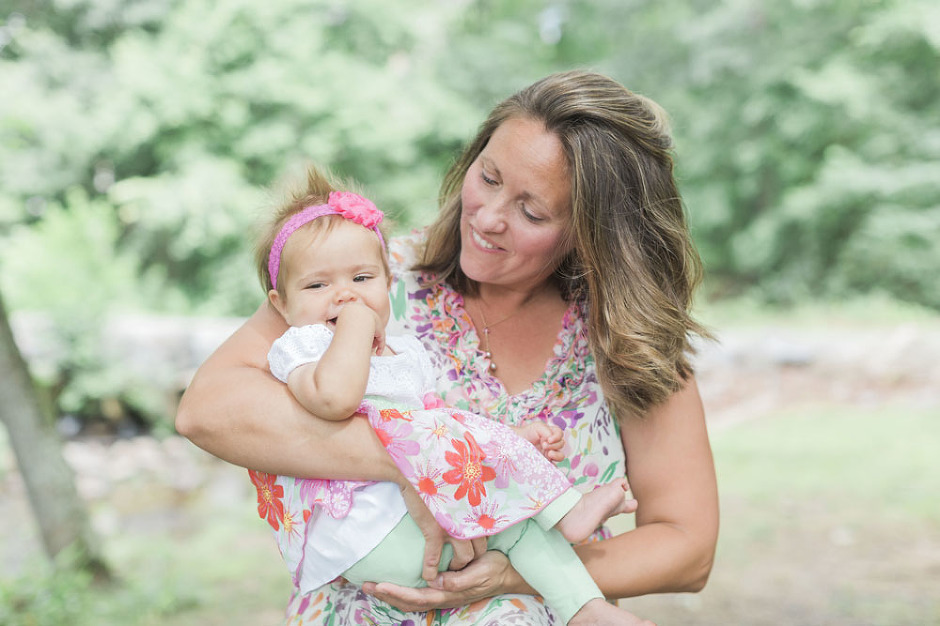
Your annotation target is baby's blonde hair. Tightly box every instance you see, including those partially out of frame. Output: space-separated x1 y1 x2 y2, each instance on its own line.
254 164 388 297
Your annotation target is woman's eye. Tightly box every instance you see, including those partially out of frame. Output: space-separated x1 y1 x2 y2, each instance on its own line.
521 205 544 223
481 171 498 186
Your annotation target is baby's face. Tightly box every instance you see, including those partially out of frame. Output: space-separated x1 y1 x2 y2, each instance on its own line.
273 219 390 330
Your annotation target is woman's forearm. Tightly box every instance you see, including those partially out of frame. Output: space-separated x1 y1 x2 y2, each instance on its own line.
491 517 714 601
477 379 718 602
577 376 718 599
575 521 715 599
175 303 401 481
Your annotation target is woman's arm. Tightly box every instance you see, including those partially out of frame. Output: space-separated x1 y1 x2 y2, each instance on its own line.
175 302 399 480
176 302 485 572
364 376 719 608
577 376 719 596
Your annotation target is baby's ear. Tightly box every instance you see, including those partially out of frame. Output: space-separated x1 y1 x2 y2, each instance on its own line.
268 289 286 318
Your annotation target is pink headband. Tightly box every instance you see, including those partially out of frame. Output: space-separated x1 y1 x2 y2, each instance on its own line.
268 191 386 290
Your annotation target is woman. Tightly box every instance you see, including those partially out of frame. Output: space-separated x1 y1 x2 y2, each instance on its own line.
176 70 719 624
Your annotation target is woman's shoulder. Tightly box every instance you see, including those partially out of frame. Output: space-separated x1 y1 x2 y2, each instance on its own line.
387 229 427 277
387 228 463 331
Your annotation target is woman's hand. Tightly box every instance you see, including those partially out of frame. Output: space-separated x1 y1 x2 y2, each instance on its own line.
398 481 487 581
361 550 519 612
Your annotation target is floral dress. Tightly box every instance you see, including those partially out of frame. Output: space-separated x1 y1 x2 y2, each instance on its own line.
268 233 627 625
255 324 574 594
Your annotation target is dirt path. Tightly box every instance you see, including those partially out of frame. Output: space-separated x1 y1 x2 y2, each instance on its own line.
696 322 940 426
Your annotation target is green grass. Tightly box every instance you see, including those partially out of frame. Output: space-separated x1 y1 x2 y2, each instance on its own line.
713 406 940 522
1 497 290 626
628 404 940 625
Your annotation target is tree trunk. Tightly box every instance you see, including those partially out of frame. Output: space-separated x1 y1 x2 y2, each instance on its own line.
0 290 109 579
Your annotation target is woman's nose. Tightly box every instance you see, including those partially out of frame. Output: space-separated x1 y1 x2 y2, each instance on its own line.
474 197 507 232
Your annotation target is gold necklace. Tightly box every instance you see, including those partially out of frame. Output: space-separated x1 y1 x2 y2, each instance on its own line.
476 303 524 372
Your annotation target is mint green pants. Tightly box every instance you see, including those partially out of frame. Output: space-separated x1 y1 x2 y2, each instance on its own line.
344 490 601 624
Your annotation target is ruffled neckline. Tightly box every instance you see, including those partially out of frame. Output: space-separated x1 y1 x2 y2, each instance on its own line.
439 282 591 407
389 231 593 416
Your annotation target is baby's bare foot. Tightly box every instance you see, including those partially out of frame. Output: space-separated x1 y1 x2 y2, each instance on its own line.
568 598 656 626
555 478 635 543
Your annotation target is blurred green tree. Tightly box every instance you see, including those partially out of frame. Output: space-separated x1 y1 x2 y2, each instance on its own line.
609 0 940 307
1 0 938 430
0 288 109 578
0 0 480 316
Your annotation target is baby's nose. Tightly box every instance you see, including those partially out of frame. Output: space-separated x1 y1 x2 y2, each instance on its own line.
335 287 358 303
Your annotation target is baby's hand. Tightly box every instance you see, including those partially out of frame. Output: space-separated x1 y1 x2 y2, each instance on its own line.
513 422 565 463
336 302 387 355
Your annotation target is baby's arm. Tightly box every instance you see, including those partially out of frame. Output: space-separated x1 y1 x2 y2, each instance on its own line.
285 303 382 421
512 421 565 463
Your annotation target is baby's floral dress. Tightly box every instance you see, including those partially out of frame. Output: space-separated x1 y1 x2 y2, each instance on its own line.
262 233 627 625
255 324 574 594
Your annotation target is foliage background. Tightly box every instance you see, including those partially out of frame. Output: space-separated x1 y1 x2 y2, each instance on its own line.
1 2 939 624
0 0 938 466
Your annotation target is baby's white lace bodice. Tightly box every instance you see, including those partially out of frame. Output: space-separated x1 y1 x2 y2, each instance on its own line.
267 324 437 407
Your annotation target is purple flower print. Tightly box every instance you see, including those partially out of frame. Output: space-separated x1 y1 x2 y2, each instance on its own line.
373 418 420 462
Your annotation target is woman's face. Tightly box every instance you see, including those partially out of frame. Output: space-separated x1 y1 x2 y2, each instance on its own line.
459 116 572 293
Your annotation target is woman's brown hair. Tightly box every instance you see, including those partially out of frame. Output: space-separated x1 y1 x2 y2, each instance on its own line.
417 70 709 419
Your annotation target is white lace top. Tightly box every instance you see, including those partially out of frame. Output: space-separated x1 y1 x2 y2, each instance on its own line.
268 324 438 406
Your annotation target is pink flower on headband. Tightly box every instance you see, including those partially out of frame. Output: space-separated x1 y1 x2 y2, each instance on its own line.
329 191 382 228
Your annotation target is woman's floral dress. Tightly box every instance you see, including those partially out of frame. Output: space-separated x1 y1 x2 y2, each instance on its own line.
254 233 627 625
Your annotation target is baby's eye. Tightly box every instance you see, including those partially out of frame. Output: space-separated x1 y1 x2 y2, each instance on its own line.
306 282 325 290
353 274 371 283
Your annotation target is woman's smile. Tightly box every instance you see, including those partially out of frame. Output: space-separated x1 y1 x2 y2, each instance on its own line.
469 225 502 252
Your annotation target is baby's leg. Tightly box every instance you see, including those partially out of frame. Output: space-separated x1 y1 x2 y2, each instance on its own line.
343 515 452 588
490 520 653 625
554 478 636 544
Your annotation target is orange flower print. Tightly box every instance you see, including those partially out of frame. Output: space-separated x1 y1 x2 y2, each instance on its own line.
249 470 284 531
471 507 509 531
379 408 412 422
442 433 496 506
281 508 301 544
413 460 447 508
418 476 439 496
463 501 510 534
